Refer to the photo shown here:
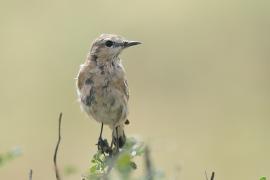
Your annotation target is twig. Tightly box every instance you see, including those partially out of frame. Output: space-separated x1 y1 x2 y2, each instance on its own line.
29 169 33 180
210 172 215 180
53 113 63 180
144 146 153 180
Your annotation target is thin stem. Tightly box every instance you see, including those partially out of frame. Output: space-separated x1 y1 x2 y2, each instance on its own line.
144 146 153 180
210 172 215 180
29 169 33 180
53 113 62 180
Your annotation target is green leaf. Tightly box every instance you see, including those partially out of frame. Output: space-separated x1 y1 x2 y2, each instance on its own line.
0 147 22 167
64 165 77 176
85 137 152 179
90 165 97 174
260 177 266 180
115 152 134 176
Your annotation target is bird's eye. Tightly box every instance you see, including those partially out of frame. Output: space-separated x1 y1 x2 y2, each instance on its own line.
105 40 114 47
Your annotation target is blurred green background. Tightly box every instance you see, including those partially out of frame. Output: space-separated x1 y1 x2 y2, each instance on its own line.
0 0 270 179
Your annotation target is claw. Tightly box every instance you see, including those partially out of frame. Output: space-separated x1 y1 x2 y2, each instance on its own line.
96 138 112 154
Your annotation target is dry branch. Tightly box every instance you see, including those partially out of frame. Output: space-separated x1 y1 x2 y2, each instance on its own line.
29 169 33 180
205 171 215 180
210 172 215 180
144 146 153 180
53 113 63 180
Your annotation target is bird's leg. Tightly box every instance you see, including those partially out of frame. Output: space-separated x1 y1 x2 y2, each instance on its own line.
96 123 110 154
109 126 120 155
99 123 104 140
97 123 104 151
108 135 114 157
115 126 120 152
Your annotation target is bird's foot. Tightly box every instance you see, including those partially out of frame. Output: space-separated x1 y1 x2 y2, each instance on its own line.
96 137 112 155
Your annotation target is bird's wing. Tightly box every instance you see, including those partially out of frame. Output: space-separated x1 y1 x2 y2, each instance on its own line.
76 65 96 106
123 79 129 100
78 79 95 106
114 78 129 101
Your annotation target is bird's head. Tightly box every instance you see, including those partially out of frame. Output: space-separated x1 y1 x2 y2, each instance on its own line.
90 34 141 59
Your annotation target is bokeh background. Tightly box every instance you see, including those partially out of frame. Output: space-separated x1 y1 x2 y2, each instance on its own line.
1 0 270 179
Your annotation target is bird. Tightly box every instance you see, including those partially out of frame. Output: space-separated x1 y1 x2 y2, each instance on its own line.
76 34 141 153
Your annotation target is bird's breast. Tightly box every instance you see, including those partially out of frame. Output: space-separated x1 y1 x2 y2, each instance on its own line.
79 65 128 126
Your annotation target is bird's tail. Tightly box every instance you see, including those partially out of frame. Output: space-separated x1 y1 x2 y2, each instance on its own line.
112 125 126 148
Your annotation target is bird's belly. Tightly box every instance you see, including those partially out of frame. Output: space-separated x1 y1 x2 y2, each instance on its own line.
81 88 128 127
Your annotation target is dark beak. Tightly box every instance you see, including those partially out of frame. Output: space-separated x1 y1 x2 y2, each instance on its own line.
123 41 142 48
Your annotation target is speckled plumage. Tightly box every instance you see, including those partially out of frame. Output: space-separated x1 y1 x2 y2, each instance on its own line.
76 34 141 148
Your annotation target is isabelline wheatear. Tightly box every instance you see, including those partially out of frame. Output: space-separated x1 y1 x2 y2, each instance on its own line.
76 34 141 153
